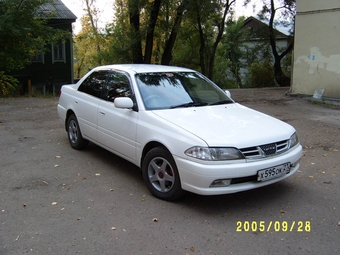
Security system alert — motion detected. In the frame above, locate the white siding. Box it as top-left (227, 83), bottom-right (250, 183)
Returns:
top-left (292, 0), bottom-right (340, 98)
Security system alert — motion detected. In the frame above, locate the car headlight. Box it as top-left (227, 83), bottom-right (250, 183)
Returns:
top-left (185, 146), bottom-right (244, 161)
top-left (289, 132), bottom-right (299, 148)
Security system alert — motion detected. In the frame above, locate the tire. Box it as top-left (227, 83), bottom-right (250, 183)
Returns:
top-left (67, 114), bottom-right (89, 150)
top-left (142, 147), bottom-right (186, 201)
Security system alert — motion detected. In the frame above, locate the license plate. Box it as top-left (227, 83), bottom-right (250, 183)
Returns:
top-left (257, 163), bottom-right (291, 182)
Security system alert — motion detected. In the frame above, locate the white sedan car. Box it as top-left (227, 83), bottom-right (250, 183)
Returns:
top-left (57, 64), bottom-right (302, 201)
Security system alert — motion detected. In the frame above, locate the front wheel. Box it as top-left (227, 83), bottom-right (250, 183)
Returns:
top-left (67, 114), bottom-right (89, 150)
top-left (142, 147), bottom-right (186, 201)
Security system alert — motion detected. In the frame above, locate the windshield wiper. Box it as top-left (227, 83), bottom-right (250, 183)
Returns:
top-left (170, 102), bottom-right (208, 109)
top-left (208, 100), bottom-right (233, 106)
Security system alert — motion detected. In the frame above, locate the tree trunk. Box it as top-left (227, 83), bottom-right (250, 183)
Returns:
top-left (161, 0), bottom-right (188, 65)
top-left (207, 0), bottom-right (234, 79)
top-left (268, 0), bottom-right (292, 87)
top-left (196, 12), bottom-right (206, 75)
top-left (144, 0), bottom-right (162, 64)
top-left (129, 0), bottom-right (144, 64)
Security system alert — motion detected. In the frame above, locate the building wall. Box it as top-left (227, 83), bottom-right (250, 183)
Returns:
top-left (239, 38), bottom-right (290, 86)
top-left (292, 0), bottom-right (340, 98)
top-left (11, 21), bottom-right (74, 95)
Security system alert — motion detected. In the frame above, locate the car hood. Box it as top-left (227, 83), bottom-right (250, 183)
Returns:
top-left (152, 103), bottom-right (295, 148)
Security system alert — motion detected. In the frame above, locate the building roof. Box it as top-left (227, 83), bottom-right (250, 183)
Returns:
top-left (39, 0), bottom-right (77, 21)
top-left (243, 16), bottom-right (290, 38)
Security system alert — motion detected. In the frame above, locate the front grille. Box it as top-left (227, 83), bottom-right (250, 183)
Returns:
top-left (276, 140), bottom-right (290, 153)
top-left (260, 143), bottom-right (276, 155)
top-left (240, 140), bottom-right (289, 159)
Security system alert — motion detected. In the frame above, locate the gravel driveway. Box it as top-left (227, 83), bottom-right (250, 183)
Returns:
top-left (0, 88), bottom-right (339, 255)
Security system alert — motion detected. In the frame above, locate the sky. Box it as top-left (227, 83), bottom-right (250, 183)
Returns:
top-left (62, 0), bottom-right (115, 33)
top-left (62, 0), bottom-right (261, 34)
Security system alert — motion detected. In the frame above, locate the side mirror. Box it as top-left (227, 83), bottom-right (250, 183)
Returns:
top-left (224, 90), bottom-right (231, 98)
top-left (114, 97), bottom-right (134, 109)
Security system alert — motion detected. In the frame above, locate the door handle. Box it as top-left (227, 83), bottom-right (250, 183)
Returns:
top-left (99, 111), bottom-right (105, 116)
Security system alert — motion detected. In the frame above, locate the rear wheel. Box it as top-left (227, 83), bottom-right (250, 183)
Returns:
top-left (142, 147), bottom-right (186, 201)
top-left (67, 114), bottom-right (89, 150)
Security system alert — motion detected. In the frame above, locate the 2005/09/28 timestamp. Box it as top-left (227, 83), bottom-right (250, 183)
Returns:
top-left (236, 221), bottom-right (311, 232)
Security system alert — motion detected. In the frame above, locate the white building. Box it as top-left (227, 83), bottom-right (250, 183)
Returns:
top-left (238, 17), bottom-right (291, 87)
top-left (292, 0), bottom-right (340, 99)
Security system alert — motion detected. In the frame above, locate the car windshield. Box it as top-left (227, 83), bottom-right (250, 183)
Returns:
top-left (136, 72), bottom-right (233, 110)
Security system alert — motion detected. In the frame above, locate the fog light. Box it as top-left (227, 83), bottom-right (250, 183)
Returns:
top-left (210, 179), bottom-right (231, 188)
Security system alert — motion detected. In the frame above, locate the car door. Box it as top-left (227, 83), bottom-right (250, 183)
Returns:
top-left (97, 70), bottom-right (139, 163)
top-left (76, 70), bottom-right (109, 141)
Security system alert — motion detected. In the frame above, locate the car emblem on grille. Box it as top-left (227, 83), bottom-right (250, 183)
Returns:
top-left (260, 143), bottom-right (277, 155)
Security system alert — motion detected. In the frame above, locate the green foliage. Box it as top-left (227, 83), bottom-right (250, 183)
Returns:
top-left (0, 72), bottom-right (19, 97)
top-left (104, 0), bottom-right (134, 63)
top-left (90, 0), bottom-right (135, 68)
top-left (0, 0), bottom-right (70, 72)
top-left (73, 0), bottom-right (296, 87)
top-left (258, 0), bottom-right (296, 25)
top-left (74, 14), bottom-right (110, 78)
top-left (220, 16), bottom-right (249, 88)
top-left (248, 62), bottom-right (276, 88)
top-left (281, 51), bottom-right (292, 75)
top-left (101, 0), bottom-right (235, 71)
top-left (171, 18), bottom-right (204, 70)
top-left (213, 57), bottom-right (238, 89)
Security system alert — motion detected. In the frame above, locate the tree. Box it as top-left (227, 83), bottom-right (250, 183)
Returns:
top-left (128, 0), bottom-right (144, 63)
top-left (83, 0), bottom-right (105, 65)
top-left (0, 0), bottom-right (70, 95)
top-left (74, 0), bottom-right (109, 77)
top-left (257, 0), bottom-right (296, 87)
top-left (170, 0), bottom-right (237, 80)
top-left (103, 0), bottom-right (133, 64)
top-left (144, 0), bottom-right (162, 63)
top-left (207, 0), bottom-right (236, 80)
top-left (188, 0), bottom-right (216, 74)
top-left (123, 0), bottom-right (191, 65)
top-left (105, 0), bottom-right (192, 65)
top-left (74, 15), bottom-right (100, 78)
top-left (161, 0), bottom-right (189, 65)
top-left (85, 0), bottom-right (279, 88)
top-left (0, 0), bottom-right (69, 72)
top-left (222, 16), bottom-right (249, 88)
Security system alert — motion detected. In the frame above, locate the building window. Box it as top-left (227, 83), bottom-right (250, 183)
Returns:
top-left (52, 42), bottom-right (66, 63)
top-left (30, 52), bottom-right (44, 63)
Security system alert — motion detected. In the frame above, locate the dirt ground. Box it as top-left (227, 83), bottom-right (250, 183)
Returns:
top-left (0, 88), bottom-right (339, 255)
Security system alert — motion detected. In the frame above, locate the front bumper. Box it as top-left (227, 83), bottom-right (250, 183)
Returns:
top-left (175, 144), bottom-right (302, 195)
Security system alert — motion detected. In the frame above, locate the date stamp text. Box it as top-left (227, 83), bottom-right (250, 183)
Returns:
top-left (236, 221), bottom-right (311, 232)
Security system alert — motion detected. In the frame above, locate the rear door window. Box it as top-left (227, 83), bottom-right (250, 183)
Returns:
top-left (78, 70), bottom-right (109, 99)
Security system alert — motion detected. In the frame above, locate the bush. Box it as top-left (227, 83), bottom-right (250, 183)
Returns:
top-left (248, 62), bottom-right (276, 88)
top-left (213, 57), bottom-right (240, 89)
top-left (0, 72), bottom-right (19, 97)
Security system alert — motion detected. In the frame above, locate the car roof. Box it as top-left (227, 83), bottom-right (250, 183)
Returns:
top-left (92, 64), bottom-right (195, 74)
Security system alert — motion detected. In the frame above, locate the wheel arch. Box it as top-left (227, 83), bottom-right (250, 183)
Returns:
top-left (65, 109), bottom-right (76, 131)
top-left (140, 141), bottom-right (171, 167)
